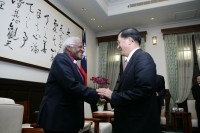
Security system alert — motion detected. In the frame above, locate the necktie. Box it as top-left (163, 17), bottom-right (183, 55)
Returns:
top-left (73, 61), bottom-right (84, 81)
top-left (76, 65), bottom-right (84, 81)
top-left (124, 59), bottom-right (128, 70)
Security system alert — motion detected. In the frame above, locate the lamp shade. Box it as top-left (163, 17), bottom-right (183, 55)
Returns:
top-left (152, 36), bottom-right (157, 45)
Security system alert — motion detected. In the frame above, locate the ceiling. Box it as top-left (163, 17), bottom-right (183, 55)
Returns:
top-left (57, 0), bottom-right (200, 34)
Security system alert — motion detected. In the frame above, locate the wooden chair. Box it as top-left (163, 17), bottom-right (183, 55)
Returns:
top-left (84, 102), bottom-right (112, 133)
top-left (160, 90), bottom-right (170, 130)
top-left (160, 99), bottom-right (169, 130)
top-left (187, 100), bottom-right (198, 132)
top-left (0, 98), bottom-right (24, 133)
top-left (16, 100), bottom-right (44, 133)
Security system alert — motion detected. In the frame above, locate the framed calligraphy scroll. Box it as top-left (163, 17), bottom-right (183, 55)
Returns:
top-left (0, 0), bottom-right (83, 70)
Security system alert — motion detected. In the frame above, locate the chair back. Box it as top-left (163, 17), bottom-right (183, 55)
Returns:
top-left (84, 102), bottom-right (93, 118)
top-left (0, 97), bottom-right (15, 104)
top-left (187, 100), bottom-right (197, 119)
top-left (0, 104), bottom-right (24, 133)
top-left (16, 101), bottom-right (30, 123)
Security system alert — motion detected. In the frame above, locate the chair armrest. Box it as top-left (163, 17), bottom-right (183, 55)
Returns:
top-left (187, 113), bottom-right (192, 133)
top-left (30, 123), bottom-right (40, 128)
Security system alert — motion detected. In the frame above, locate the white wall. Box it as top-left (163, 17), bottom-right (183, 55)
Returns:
top-left (0, 0), bottom-right (199, 90)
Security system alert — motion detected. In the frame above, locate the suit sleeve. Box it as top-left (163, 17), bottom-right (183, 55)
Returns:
top-left (50, 54), bottom-right (99, 104)
top-left (192, 85), bottom-right (200, 103)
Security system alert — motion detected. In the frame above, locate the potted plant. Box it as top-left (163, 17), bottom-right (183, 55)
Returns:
top-left (90, 76), bottom-right (110, 111)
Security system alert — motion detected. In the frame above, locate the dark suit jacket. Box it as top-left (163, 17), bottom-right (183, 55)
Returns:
top-left (155, 75), bottom-right (166, 113)
top-left (37, 53), bottom-right (99, 132)
top-left (111, 49), bottom-right (160, 133)
top-left (192, 84), bottom-right (200, 103)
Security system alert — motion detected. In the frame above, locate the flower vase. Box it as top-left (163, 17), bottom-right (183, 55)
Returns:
top-left (97, 105), bottom-right (104, 111)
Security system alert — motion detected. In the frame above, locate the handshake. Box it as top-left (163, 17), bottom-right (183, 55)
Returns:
top-left (97, 88), bottom-right (113, 103)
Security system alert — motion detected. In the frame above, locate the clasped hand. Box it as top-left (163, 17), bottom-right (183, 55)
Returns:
top-left (97, 88), bottom-right (113, 99)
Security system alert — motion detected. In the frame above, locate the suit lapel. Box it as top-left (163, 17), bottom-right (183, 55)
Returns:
top-left (65, 53), bottom-right (85, 84)
top-left (117, 49), bottom-right (142, 91)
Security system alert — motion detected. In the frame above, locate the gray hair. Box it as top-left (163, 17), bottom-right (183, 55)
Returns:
top-left (62, 36), bottom-right (81, 52)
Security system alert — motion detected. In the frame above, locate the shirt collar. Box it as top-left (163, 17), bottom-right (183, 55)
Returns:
top-left (126, 48), bottom-right (140, 62)
top-left (68, 54), bottom-right (77, 64)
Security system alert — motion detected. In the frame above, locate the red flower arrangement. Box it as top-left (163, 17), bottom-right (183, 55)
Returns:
top-left (90, 76), bottom-right (110, 88)
top-left (90, 76), bottom-right (109, 107)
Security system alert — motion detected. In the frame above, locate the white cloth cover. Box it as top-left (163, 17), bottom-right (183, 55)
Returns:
top-left (0, 97), bottom-right (15, 104)
top-left (187, 100), bottom-right (198, 127)
top-left (84, 102), bottom-right (112, 133)
top-left (0, 104), bottom-right (24, 133)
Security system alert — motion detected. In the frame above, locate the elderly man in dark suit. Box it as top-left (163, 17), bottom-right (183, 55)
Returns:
top-left (37, 36), bottom-right (101, 133)
top-left (97, 28), bottom-right (160, 133)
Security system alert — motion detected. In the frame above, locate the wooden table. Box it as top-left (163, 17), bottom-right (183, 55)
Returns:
top-left (92, 111), bottom-right (114, 123)
top-left (171, 111), bottom-right (192, 133)
top-left (22, 128), bottom-right (44, 133)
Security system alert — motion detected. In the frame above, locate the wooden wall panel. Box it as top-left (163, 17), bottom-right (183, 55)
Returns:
top-left (0, 78), bottom-right (45, 123)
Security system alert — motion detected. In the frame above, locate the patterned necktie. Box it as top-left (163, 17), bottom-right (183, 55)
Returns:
top-left (124, 59), bottom-right (128, 70)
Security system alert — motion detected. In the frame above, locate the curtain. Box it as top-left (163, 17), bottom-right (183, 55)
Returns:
top-left (106, 41), bottom-right (120, 90)
top-left (164, 33), bottom-right (193, 107)
top-left (194, 32), bottom-right (200, 69)
top-left (98, 42), bottom-right (108, 77)
top-left (176, 33), bottom-right (193, 103)
top-left (98, 41), bottom-right (120, 90)
top-left (164, 34), bottom-right (178, 107)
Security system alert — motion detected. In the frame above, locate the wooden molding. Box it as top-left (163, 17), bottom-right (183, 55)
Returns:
top-left (161, 24), bottom-right (200, 35)
top-left (97, 31), bottom-right (147, 43)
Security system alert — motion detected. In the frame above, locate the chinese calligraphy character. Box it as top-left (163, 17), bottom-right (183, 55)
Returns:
top-left (36, 9), bottom-right (41, 19)
top-left (12, 0), bottom-right (24, 8)
top-left (59, 24), bottom-right (64, 34)
top-left (7, 22), bottom-right (19, 40)
top-left (44, 15), bottom-right (49, 25)
top-left (66, 28), bottom-right (70, 36)
top-left (12, 9), bottom-right (20, 24)
top-left (41, 40), bottom-right (47, 53)
top-left (59, 35), bottom-right (63, 48)
top-left (31, 43), bottom-right (39, 54)
top-left (4, 40), bottom-right (13, 50)
top-left (25, 15), bottom-right (30, 28)
top-left (53, 19), bottom-right (58, 33)
top-left (33, 34), bottom-right (40, 40)
top-left (26, 3), bottom-right (33, 13)
top-left (0, 1), bottom-right (5, 10)
top-left (53, 35), bottom-right (56, 46)
top-left (50, 48), bottom-right (56, 61)
top-left (20, 32), bottom-right (28, 48)
top-left (35, 23), bottom-right (39, 31)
